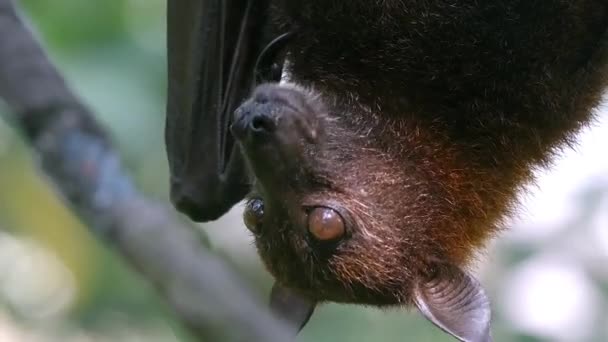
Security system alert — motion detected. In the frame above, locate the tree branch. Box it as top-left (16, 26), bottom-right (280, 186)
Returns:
top-left (0, 0), bottom-right (291, 340)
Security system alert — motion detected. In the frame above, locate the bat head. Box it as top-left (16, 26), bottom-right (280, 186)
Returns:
top-left (232, 82), bottom-right (495, 340)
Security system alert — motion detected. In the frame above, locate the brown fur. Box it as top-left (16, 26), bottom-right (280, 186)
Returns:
top-left (244, 0), bottom-right (608, 306)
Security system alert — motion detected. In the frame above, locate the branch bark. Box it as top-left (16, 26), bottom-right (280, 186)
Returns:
top-left (0, 0), bottom-right (291, 340)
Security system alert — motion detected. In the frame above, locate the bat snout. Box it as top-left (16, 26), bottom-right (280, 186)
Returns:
top-left (231, 103), bottom-right (277, 141)
top-left (232, 84), bottom-right (324, 148)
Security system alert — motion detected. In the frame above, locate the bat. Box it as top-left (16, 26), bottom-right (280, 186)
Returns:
top-left (165, 1), bottom-right (608, 341)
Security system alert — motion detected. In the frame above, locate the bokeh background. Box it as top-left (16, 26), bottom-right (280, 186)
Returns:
top-left (0, 1), bottom-right (607, 341)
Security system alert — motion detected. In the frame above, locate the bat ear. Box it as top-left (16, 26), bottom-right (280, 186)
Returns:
top-left (269, 282), bottom-right (317, 334)
top-left (413, 264), bottom-right (493, 342)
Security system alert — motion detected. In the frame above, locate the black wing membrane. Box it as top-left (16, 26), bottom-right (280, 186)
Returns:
top-left (165, 0), bottom-right (270, 221)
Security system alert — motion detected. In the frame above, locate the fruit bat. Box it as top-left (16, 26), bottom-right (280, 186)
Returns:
top-left (165, 1), bottom-right (608, 341)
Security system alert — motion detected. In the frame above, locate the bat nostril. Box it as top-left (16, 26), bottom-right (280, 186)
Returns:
top-left (250, 114), bottom-right (275, 133)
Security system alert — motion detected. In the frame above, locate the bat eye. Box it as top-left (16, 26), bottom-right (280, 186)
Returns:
top-left (244, 198), bottom-right (265, 234)
top-left (308, 207), bottom-right (345, 241)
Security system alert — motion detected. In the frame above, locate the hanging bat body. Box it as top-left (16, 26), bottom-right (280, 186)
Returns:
top-left (165, 1), bottom-right (608, 341)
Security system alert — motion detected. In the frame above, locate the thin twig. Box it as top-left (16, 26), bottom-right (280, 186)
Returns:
top-left (0, 0), bottom-right (291, 340)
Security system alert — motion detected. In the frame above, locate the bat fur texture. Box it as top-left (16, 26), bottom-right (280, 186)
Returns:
top-left (165, 1), bottom-right (608, 341)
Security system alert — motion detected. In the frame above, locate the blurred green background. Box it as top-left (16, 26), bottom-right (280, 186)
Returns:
top-left (0, 1), bottom-right (607, 341)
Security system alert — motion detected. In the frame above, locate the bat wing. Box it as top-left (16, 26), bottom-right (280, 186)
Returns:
top-left (165, 0), bottom-right (272, 221)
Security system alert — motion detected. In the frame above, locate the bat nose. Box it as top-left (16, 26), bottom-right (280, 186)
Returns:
top-left (250, 113), bottom-right (276, 133)
top-left (231, 102), bottom-right (277, 140)
top-left (232, 84), bottom-right (322, 147)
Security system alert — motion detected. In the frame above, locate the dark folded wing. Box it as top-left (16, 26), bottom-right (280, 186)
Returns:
top-left (165, 0), bottom-right (270, 220)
